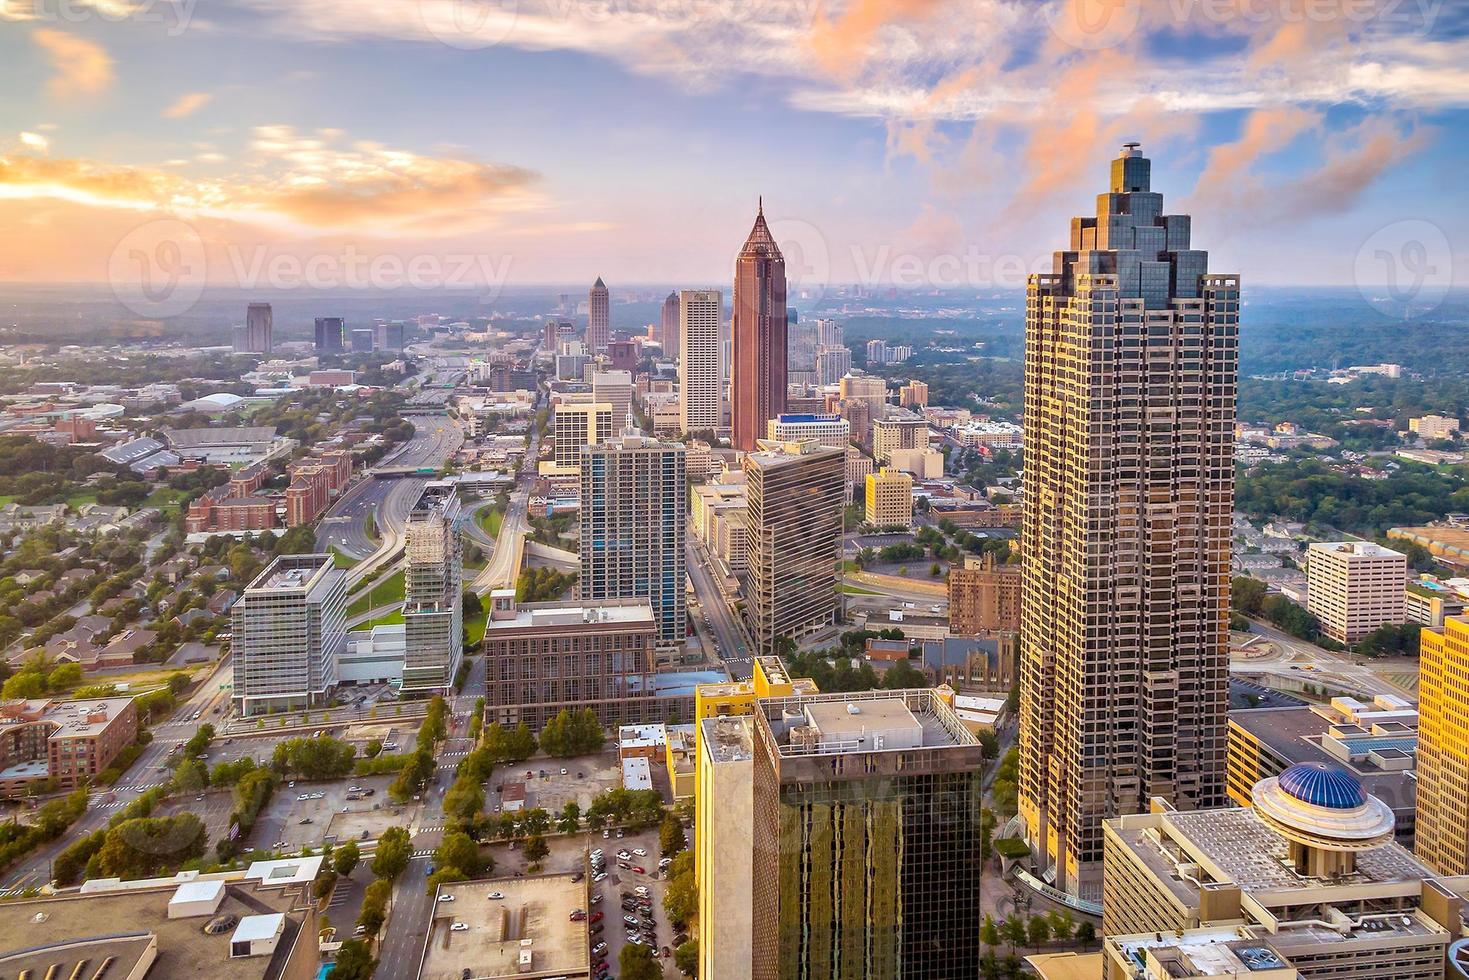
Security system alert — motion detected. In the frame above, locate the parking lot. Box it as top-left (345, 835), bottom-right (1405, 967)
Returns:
top-left (155, 788), bottom-right (235, 845)
top-left (482, 826), bottom-right (679, 976)
top-left (489, 751), bottom-right (623, 817)
top-left (248, 773), bottom-right (418, 852)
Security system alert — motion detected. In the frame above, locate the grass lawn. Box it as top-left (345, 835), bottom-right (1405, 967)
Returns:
top-left (330, 547), bottom-right (361, 569)
top-left (464, 608), bottom-right (489, 646)
top-left (346, 568), bottom-right (404, 618)
top-left (362, 609), bottom-right (405, 630)
top-left (837, 582), bottom-right (883, 596)
top-left (476, 506), bottom-right (504, 539)
top-left (65, 490), bottom-right (98, 509)
top-left (143, 486), bottom-right (188, 516)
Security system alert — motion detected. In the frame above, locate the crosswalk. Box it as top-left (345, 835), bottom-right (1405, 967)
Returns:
top-left (415, 825), bottom-right (446, 835)
top-left (412, 850), bottom-right (434, 859)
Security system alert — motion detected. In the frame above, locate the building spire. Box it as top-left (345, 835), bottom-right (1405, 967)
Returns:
top-left (758, 194), bottom-right (763, 217)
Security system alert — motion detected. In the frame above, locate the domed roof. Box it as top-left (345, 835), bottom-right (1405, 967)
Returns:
top-left (1278, 762), bottom-right (1366, 810)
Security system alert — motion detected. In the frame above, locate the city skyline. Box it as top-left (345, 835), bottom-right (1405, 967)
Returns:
top-left (0, 4), bottom-right (1465, 288)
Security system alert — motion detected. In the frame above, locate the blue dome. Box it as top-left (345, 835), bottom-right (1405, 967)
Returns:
top-left (1277, 762), bottom-right (1365, 809)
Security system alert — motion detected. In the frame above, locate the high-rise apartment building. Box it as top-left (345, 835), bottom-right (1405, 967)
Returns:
top-left (679, 289), bottom-right (722, 434)
top-left (1102, 766), bottom-right (1456, 980)
top-left (579, 430), bottom-right (687, 644)
top-left (1019, 143), bottom-right (1239, 902)
top-left (544, 401), bottom-right (614, 476)
top-left (313, 316), bottom-right (344, 352)
top-left (588, 276), bottom-right (610, 352)
top-left (872, 412), bottom-right (928, 465)
top-left (742, 439), bottom-right (844, 655)
top-left (241, 302), bottom-right (273, 354)
top-left (660, 291), bottom-right (680, 357)
top-left (838, 373), bottom-right (887, 420)
top-left (899, 380), bottom-right (928, 408)
top-left (731, 202), bottom-right (788, 450)
top-left (402, 482), bottom-right (463, 695)
top-left (787, 316), bottom-right (818, 376)
top-left (948, 554), bottom-right (1021, 636)
top-left (865, 466), bottom-right (913, 528)
top-left (1415, 615), bottom-right (1469, 875)
top-left (765, 412), bottom-right (850, 449)
top-left (232, 554), bottom-right (346, 716)
top-left (1305, 541), bottom-right (1407, 644)
top-left (815, 346), bottom-right (852, 386)
top-left (591, 369), bottom-right (634, 429)
top-left (814, 317), bottom-right (843, 348)
top-left (697, 688), bottom-right (985, 979)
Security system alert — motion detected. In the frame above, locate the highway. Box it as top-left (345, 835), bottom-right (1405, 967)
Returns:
top-left (1235, 618), bottom-right (1414, 700)
top-left (469, 419), bottom-right (542, 595)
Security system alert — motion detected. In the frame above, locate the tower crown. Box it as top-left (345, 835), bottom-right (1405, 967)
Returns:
top-left (740, 201), bottom-right (783, 259)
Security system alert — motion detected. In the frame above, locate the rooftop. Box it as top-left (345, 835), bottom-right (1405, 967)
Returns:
top-left (1307, 540), bottom-right (1405, 559)
top-left (701, 716), bottom-right (754, 765)
top-left (753, 688), bottom-right (976, 758)
top-left (163, 425), bottom-right (278, 448)
top-left (247, 555), bottom-right (335, 594)
top-left (420, 874), bottom-right (589, 980)
top-left (0, 695), bottom-right (135, 738)
top-left (484, 598), bottom-right (656, 633)
top-left (1228, 706), bottom-right (1416, 811)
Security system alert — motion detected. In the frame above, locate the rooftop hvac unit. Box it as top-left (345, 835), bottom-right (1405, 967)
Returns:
top-left (790, 725), bottom-right (820, 751)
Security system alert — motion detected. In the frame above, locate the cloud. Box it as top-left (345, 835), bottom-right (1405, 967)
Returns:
top-left (164, 92), bottom-right (212, 119)
top-left (807, 0), bottom-right (945, 78)
top-left (19, 131), bottom-right (50, 151)
top-left (32, 28), bottom-right (115, 100)
top-left (0, 126), bottom-right (542, 235)
top-left (1271, 118), bottom-right (1435, 221)
top-left (1190, 106), bottom-right (1322, 201)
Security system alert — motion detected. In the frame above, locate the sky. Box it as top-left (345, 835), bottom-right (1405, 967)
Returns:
top-left (0, 0), bottom-right (1466, 294)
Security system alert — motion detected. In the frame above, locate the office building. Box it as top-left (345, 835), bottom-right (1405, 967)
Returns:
top-left (607, 339), bottom-right (638, 373)
top-left (948, 554), bottom-right (1021, 636)
top-left (1102, 765), bottom-right (1457, 980)
top-left (872, 412), bottom-right (929, 465)
top-left (1305, 541), bottom-right (1408, 644)
top-left (401, 482), bottom-right (463, 696)
top-left (742, 439), bottom-right (845, 655)
top-left (813, 317), bottom-right (843, 348)
top-left (697, 688), bottom-right (985, 979)
top-left (0, 696), bottom-right (139, 796)
top-left (591, 369), bottom-right (634, 428)
top-left (887, 446), bottom-right (943, 479)
top-left (232, 555), bottom-right (347, 716)
top-left (237, 302), bottom-right (273, 354)
top-left (787, 316), bottom-right (818, 376)
top-left (765, 412), bottom-right (850, 449)
top-left (838, 373), bottom-right (887, 421)
top-left (899, 380), bottom-right (928, 408)
top-left (1417, 615), bottom-right (1469, 874)
top-left (372, 319), bottom-right (405, 352)
top-left (313, 316), bottom-right (344, 352)
top-left (1228, 695), bottom-right (1418, 846)
top-left (349, 327), bottom-right (374, 352)
top-left (731, 201), bottom-right (788, 450)
top-left (579, 430), bottom-right (686, 644)
top-left (1410, 414), bottom-right (1461, 441)
top-left (1019, 143), bottom-right (1239, 902)
top-left (815, 345), bottom-right (852, 386)
top-left (482, 592), bottom-right (657, 728)
top-left (543, 318), bottom-right (575, 353)
top-left (544, 401), bottom-right (614, 476)
top-left (588, 276), bottom-right (610, 352)
top-left (679, 289), bottom-right (722, 434)
top-left (845, 446), bottom-right (872, 505)
top-left (865, 466), bottom-right (913, 529)
top-left (660, 290), bottom-right (680, 356)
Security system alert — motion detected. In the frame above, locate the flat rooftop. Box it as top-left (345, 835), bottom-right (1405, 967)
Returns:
top-left (485, 599), bottom-right (655, 633)
top-left (1306, 540), bottom-right (1404, 559)
top-left (249, 555), bottom-right (333, 593)
top-left (1229, 707), bottom-right (1416, 810)
top-left (421, 874), bottom-right (589, 980)
top-left (0, 695), bottom-right (135, 738)
top-left (754, 688), bottom-right (975, 757)
top-left (701, 716), bottom-right (754, 765)
top-left (0, 883), bottom-right (308, 980)
top-left (1109, 929), bottom-right (1292, 977)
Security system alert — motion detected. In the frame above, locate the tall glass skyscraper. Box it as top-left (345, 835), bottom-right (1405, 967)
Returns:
top-left (588, 276), bottom-right (610, 352)
top-left (402, 482), bottom-right (463, 695)
top-left (732, 201), bottom-right (788, 451)
top-left (1018, 144), bottom-right (1239, 902)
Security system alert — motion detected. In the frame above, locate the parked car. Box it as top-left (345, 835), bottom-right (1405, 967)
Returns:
top-left (450, 922), bottom-right (468, 932)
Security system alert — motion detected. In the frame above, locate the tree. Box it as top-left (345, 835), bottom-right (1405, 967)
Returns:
top-left (183, 723), bottom-right (215, 759)
top-left (463, 590), bottom-right (483, 618)
top-left (1001, 915), bottom-right (1027, 954)
top-left (91, 814), bottom-right (207, 878)
top-left (372, 826), bottom-right (412, 880)
top-left (2, 671), bottom-right (45, 699)
top-left (674, 938), bottom-right (699, 977)
top-left (980, 913), bottom-right (1001, 949)
top-left (330, 939), bottom-right (377, 980)
top-left (663, 851), bottom-right (697, 926)
top-left (358, 878), bottom-right (391, 936)
top-left (1027, 914), bottom-right (1051, 949)
top-left (434, 831), bottom-right (484, 878)
top-left (523, 833), bottom-right (549, 866)
top-left (659, 812), bottom-right (687, 857)
top-left (333, 840), bottom-right (360, 877)
top-left (47, 662), bottom-right (83, 691)
top-left (1075, 920), bottom-right (1096, 946)
top-left (558, 801), bottom-right (581, 834)
top-left (619, 942), bottom-right (663, 980)
top-left (1048, 910), bottom-right (1074, 943)
top-left (173, 757), bottom-right (209, 793)
top-left (167, 672), bottom-right (191, 695)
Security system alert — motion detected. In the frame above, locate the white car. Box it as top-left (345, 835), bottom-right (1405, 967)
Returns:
top-left (438, 894), bottom-right (456, 903)
top-left (297, 794), bottom-right (309, 801)
top-left (634, 886), bottom-right (651, 898)
top-left (592, 872), bottom-right (608, 883)
top-left (487, 892), bottom-right (504, 900)
top-left (450, 922), bottom-right (468, 932)
top-left (632, 848), bottom-right (647, 857)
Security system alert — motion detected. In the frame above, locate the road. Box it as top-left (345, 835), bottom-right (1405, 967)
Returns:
top-left (1236, 618), bottom-right (1414, 699)
top-left (0, 657), bottom-right (236, 895)
top-left (686, 535), bottom-right (752, 668)
top-left (469, 420), bottom-right (542, 595)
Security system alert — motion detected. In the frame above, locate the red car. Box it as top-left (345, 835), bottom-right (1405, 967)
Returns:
top-left (590, 911), bottom-right (603, 923)
top-left (631, 866), bottom-right (646, 875)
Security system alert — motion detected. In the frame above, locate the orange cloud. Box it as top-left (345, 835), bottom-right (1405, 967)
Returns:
top-left (1191, 106), bottom-right (1321, 200)
top-left (808, 0), bottom-right (946, 78)
top-left (32, 28), bottom-right (114, 101)
top-left (1273, 118), bottom-right (1434, 220)
top-left (164, 92), bottom-right (212, 119)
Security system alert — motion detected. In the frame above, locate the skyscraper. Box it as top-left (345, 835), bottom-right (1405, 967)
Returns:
top-left (815, 345), bottom-right (852, 386)
top-left (588, 276), bottom-right (610, 352)
top-left (373, 319), bottom-right (405, 352)
top-left (1018, 143), bottom-right (1239, 901)
top-left (402, 482), bottom-right (463, 695)
top-left (731, 201), bottom-right (788, 451)
top-left (1416, 615), bottom-right (1469, 875)
top-left (314, 316), bottom-right (344, 352)
top-left (679, 289), bottom-right (722, 435)
top-left (243, 302), bottom-right (273, 354)
top-left (660, 290), bottom-right (680, 357)
top-left (742, 439), bottom-right (844, 655)
top-left (232, 554), bottom-right (346, 716)
top-left (579, 430), bottom-right (687, 645)
top-left (545, 401), bottom-right (614, 476)
top-left (591, 369), bottom-right (634, 429)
